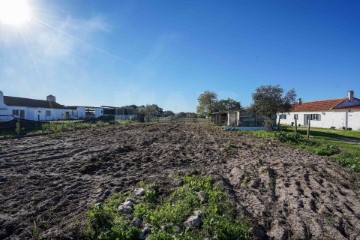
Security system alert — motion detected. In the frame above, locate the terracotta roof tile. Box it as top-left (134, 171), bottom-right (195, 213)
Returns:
top-left (289, 98), bottom-right (347, 112)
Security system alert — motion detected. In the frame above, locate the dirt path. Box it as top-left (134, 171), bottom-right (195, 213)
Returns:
top-left (0, 123), bottom-right (359, 239)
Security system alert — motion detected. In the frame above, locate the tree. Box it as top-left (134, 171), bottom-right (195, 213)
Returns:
top-left (175, 112), bottom-right (187, 118)
top-left (215, 98), bottom-right (241, 112)
top-left (251, 85), bottom-right (296, 117)
top-left (162, 110), bottom-right (175, 117)
top-left (138, 104), bottom-right (163, 122)
top-left (196, 91), bottom-right (218, 117)
top-left (185, 112), bottom-right (198, 118)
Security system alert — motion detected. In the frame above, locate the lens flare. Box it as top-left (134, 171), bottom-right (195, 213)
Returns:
top-left (0, 0), bottom-right (31, 26)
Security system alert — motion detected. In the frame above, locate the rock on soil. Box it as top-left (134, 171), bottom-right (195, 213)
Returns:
top-left (184, 210), bottom-right (203, 228)
top-left (0, 123), bottom-right (359, 239)
top-left (134, 188), bottom-right (146, 197)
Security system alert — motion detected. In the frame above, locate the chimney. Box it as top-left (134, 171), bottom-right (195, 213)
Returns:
top-left (47, 95), bottom-right (56, 102)
top-left (297, 98), bottom-right (302, 105)
top-left (348, 90), bottom-right (354, 101)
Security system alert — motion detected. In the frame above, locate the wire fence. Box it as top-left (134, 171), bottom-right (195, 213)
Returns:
top-left (0, 117), bottom-right (211, 138)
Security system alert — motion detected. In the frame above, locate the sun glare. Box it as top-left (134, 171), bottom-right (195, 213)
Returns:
top-left (0, 0), bottom-right (31, 26)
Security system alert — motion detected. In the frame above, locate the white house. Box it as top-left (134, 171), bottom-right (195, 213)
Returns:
top-left (0, 91), bottom-right (104, 122)
top-left (277, 91), bottom-right (360, 131)
top-left (0, 91), bottom-right (13, 122)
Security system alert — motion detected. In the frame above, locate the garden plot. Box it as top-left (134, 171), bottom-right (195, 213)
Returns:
top-left (0, 123), bottom-right (359, 239)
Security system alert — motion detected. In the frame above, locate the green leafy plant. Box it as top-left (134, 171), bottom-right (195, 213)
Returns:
top-left (15, 121), bottom-right (21, 136)
top-left (84, 175), bottom-right (251, 239)
top-left (275, 131), bottom-right (302, 143)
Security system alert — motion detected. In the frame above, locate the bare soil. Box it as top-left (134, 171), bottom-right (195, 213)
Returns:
top-left (0, 123), bottom-right (359, 239)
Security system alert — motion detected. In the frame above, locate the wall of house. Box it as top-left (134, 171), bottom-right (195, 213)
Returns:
top-left (277, 111), bottom-right (360, 131)
top-left (347, 110), bottom-right (360, 131)
top-left (6, 106), bottom-right (80, 121)
top-left (76, 107), bottom-right (86, 119)
top-left (0, 91), bottom-right (13, 122)
top-left (227, 112), bottom-right (239, 126)
top-left (94, 108), bottom-right (104, 118)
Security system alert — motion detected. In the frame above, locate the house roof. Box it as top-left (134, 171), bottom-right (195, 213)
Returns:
top-left (4, 96), bottom-right (68, 109)
top-left (289, 98), bottom-right (347, 112)
top-left (335, 105), bottom-right (360, 111)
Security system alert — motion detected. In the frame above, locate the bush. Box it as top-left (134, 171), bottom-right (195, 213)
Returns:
top-left (315, 144), bottom-right (340, 156)
top-left (336, 155), bottom-right (360, 172)
top-left (275, 131), bottom-right (302, 143)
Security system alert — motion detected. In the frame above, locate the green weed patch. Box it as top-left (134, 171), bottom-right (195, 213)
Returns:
top-left (84, 175), bottom-right (250, 240)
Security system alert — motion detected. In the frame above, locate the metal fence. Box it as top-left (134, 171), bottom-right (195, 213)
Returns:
top-left (0, 117), bottom-right (210, 138)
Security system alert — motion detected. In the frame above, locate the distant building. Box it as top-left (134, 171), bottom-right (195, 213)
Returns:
top-left (212, 110), bottom-right (276, 129)
top-left (0, 91), bottom-right (104, 122)
top-left (101, 106), bottom-right (138, 121)
top-left (277, 91), bottom-right (360, 130)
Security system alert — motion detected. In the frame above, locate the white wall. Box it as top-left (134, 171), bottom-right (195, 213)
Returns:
top-left (348, 110), bottom-right (360, 131)
top-left (94, 108), bottom-right (104, 118)
top-left (0, 91), bottom-right (13, 122)
top-left (7, 106), bottom-right (81, 121)
top-left (76, 106), bottom-right (86, 119)
top-left (277, 110), bottom-right (360, 131)
top-left (227, 112), bottom-right (239, 126)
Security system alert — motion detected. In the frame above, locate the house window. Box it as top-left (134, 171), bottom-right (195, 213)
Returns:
top-left (12, 110), bottom-right (25, 119)
top-left (294, 114), bottom-right (298, 120)
top-left (12, 110), bottom-right (19, 116)
top-left (310, 114), bottom-right (321, 121)
top-left (279, 114), bottom-right (287, 119)
top-left (46, 110), bottom-right (51, 116)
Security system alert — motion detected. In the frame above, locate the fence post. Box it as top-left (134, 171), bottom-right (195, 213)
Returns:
top-left (294, 118), bottom-right (297, 133)
top-left (307, 119), bottom-right (310, 140)
top-left (16, 118), bottom-right (21, 137)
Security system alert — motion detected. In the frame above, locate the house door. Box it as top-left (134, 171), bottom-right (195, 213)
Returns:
top-left (304, 114), bottom-right (310, 126)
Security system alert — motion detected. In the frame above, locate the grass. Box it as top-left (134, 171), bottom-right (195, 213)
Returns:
top-left (84, 175), bottom-right (251, 240)
top-left (0, 120), bottom-right (111, 139)
top-left (243, 125), bottom-right (360, 172)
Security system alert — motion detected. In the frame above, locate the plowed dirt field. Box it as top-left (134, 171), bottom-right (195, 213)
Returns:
top-left (0, 123), bottom-right (359, 239)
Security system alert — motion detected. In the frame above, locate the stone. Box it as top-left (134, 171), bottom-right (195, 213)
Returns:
top-left (126, 197), bottom-right (136, 203)
top-left (193, 210), bottom-right (203, 217)
top-left (131, 218), bottom-right (142, 227)
top-left (196, 191), bottom-right (206, 203)
top-left (184, 215), bottom-right (201, 228)
top-left (134, 188), bottom-right (146, 197)
top-left (123, 200), bottom-right (134, 208)
top-left (139, 225), bottom-right (151, 240)
top-left (117, 204), bottom-right (132, 213)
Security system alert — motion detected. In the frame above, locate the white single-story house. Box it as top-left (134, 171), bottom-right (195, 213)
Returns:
top-left (0, 91), bottom-right (104, 122)
top-left (277, 91), bottom-right (360, 131)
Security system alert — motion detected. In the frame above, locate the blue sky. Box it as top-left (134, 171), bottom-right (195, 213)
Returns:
top-left (1, 0), bottom-right (359, 112)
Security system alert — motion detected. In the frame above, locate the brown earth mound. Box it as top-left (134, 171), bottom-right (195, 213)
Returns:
top-left (0, 123), bottom-right (359, 239)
